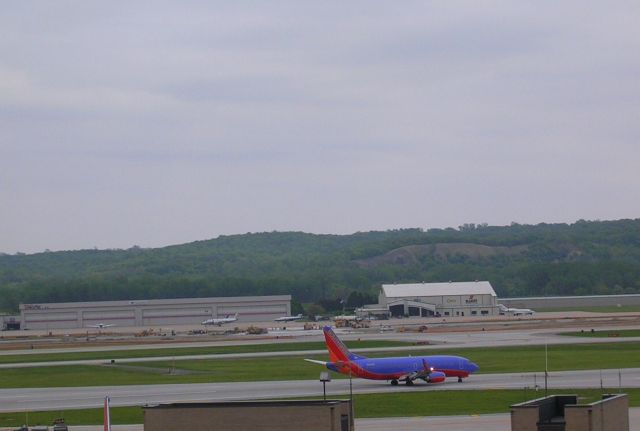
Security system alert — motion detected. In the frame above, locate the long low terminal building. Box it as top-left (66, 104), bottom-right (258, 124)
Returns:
top-left (20, 295), bottom-right (291, 330)
top-left (375, 281), bottom-right (499, 317)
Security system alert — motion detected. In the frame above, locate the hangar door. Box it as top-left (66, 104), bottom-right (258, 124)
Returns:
top-left (388, 300), bottom-right (436, 317)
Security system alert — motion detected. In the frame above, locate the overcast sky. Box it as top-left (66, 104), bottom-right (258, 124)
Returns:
top-left (1, 1), bottom-right (639, 254)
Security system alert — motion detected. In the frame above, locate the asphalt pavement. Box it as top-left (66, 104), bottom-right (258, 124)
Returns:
top-left (1, 368), bottom-right (638, 412)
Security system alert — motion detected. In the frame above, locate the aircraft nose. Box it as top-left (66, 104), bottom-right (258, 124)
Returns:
top-left (468, 361), bottom-right (479, 373)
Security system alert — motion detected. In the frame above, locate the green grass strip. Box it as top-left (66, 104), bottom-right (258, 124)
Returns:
top-left (134, 341), bottom-right (640, 374)
top-left (0, 340), bottom-right (410, 364)
top-left (1, 342), bottom-right (639, 388)
top-left (558, 329), bottom-right (640, 338)
top-left (2, 388), bottom-right (639, 426)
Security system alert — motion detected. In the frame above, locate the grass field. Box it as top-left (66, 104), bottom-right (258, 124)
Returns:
top-left (2, 388), bottom-right (638, 426)
top-left (0, 340), bottom-right (411, 364)
top-left (559, 329), bottom-right (640, 338)
top-left (2, 342), bottom-right (639, 388)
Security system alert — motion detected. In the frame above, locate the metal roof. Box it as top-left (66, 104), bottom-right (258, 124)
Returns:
top-left (381, 281), bottom-right (496, 298)
top-left (20, 295), bottom-right (291, 310)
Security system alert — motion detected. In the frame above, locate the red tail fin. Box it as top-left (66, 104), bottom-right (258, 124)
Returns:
top-left (323, 326), bottom-right (351, 362)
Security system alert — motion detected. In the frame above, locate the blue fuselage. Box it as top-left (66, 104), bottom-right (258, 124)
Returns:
top-left (327, 355), bottom-right (479, 380)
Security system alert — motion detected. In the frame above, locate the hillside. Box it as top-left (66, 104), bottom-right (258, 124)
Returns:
top-left (1, 219), bottom-right (639, 312)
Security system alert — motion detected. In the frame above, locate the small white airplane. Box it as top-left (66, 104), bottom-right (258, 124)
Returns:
top-left (202, 313), bottom-right (239, 326)
top-left (498, 304), bottom-right (535, 316)
top-left (87, 323), bottom-right (116, 328)
top-left (274, 314), bottom-right (304, 322)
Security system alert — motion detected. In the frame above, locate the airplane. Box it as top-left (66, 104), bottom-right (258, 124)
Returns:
top-left (274, 314), bottom-right (304, 322)
top-left (305, 326), bottom-right (479, 386)
top-left (201, 313), bottom-right (239, 326)
top-left (498, 304), bottom-right (535, 316)
top-left (87, 323), bottom-right (116, 329)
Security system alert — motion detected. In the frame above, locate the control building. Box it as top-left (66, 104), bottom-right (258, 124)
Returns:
top-left (20, 295), bottom-right (291, 330)
top-left (378, 281), bottom-right (498, 317)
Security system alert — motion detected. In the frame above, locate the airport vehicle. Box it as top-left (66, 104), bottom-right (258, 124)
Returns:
top-left (332, 315), bottom-right (361, 321)
top-left (87, 323), bottom-right (115, 329)
top-left (52, 418), bottom-right (68, 431)
top-left (305, 326), bottom-right (479, 386)
top-left (274, 314), bottom-right (304, 322)
top-left (498, 304), bottom-right (535, 316)
top-left (201, 313), bottom-right (239, 326)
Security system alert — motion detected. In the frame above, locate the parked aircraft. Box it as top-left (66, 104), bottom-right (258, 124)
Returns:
top-left (498, 304), bottom-right (535, 316)
top-left (87, 323), bottom-right (115, 329)
top-left (274, 314), bottom-right (304, 322)
top-left (202, 313), bottom-right (239, 326)
top-left (305, 326), bottom-right (479, 386)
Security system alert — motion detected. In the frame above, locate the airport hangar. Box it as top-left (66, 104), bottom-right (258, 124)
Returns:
top-left (19, 295), bottom-right (291, 330)
top-left (372, 281), bottom-right (499, 318)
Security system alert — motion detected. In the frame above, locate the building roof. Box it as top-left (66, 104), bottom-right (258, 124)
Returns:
top-left (381, 281), bottom-right (496, 298)
top-left (20, 295), bottom-right (292, 310)
top-left (144, 400), bottom-right (350, 409)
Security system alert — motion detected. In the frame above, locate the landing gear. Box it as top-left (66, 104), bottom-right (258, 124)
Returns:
top-left (458, 377), bottom-right (463, 383)
top-left (405, 379), bottom-right (414, 386)
top-left (390, 379), bottom-right (398, 386)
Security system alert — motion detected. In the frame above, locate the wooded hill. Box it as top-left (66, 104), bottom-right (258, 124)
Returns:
top-left (1, 219), bottom-right (639, 312)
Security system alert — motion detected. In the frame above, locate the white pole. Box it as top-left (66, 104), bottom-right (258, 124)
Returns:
top-left (544, 342), bottom-right (548, 397)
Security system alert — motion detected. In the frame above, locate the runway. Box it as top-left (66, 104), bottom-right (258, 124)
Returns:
top-left (1, 368), bottom-right (638, 412)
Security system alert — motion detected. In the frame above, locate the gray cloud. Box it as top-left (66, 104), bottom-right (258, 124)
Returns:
top-left (1, 1), bottom-right (639, 253)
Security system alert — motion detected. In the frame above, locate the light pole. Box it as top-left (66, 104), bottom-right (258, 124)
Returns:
top-left (319, 372), bottom-right (331, 401)
top-left (349, 365), bottom-right (354, 427)
top-left (544, 341), bottom-right (548, 397)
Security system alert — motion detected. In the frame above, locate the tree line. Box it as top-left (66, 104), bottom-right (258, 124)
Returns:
top-left (1, 219), bottom-right (639, 313)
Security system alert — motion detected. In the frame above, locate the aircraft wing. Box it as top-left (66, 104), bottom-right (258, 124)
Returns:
top-left (400, 359), bottom-right (434, 381)
top-left (399, 369), bottom-right (430, 381)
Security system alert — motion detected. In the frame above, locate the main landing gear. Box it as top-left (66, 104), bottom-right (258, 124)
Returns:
top-left (458, 377), bottom-right (463, 383)
top-left (390, 379), bottom-right (398, 386)
top-left (405, 379), bottom-right (414, 386)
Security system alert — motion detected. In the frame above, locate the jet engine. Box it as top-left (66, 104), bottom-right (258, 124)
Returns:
top-left (426, 371), bottom-right (446, 383)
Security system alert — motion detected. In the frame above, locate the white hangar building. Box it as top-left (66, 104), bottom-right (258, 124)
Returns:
top-left (20, 295), bottom-right (291, 330)
top-left (379, 281), bottom-right (499, 317)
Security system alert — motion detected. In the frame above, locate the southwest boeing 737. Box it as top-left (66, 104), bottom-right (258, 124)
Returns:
top-left (305, 326), bottom-right (479, 386)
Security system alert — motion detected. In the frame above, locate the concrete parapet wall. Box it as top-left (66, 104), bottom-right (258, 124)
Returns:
top-left (565, 394), bottom-right (629, 431)
top-left (511, 394), bottom-right (629, 431)
top-left (144, 400), bottom-right (353, 431)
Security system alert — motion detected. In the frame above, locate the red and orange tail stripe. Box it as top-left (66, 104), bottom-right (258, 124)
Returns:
top-left (323, 326), bottom-right (350, 362)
